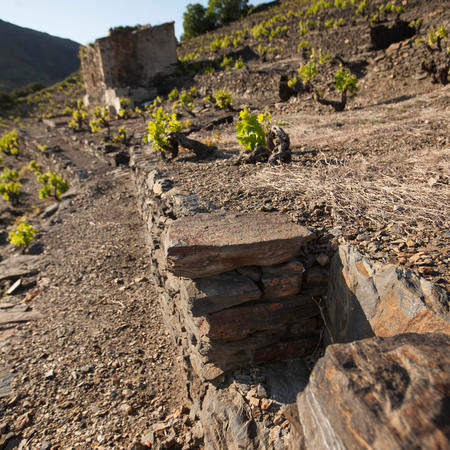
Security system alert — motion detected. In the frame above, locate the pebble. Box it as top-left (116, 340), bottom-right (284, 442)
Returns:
top-left (119, 403), bottom-right (134, 415)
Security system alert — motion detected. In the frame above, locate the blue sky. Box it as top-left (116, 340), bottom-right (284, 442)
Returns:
top-left (1, 0), bottom-right (267, 44)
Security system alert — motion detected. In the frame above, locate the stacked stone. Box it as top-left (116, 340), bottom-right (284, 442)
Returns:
top-left (161, 212), bottom-right (328, 380)
top-left (130, 151), bottom-right (328, 380)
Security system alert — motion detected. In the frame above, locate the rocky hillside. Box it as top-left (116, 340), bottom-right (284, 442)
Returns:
top-left (0, 0), bottom-right (449, 448)
top-left (0, 19), bottom-right (80, 92)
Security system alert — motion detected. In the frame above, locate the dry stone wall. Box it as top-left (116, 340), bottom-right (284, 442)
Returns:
top-left (130, 146), bottom-right (449, 449)
top-left (130, 148), bottom-right (330, 382)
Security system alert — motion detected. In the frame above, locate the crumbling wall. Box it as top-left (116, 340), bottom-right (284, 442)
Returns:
top-left (80, 22), bottom-right (177, 111)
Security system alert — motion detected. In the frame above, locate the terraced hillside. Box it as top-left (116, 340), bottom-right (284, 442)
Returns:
top-left (0, 0), bottom-right (449, 448)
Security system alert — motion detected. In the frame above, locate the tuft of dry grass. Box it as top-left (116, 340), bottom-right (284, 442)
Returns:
top-left (246, 146), bottom-right (450, 230)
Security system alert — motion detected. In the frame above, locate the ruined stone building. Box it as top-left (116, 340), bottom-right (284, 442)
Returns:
top-left (80, 22), bottom-right (177, 111)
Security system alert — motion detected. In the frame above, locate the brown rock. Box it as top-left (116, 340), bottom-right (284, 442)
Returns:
top-left (326, 244), bottom-right (449, 343)
top-left (297, 333), bottom-right (450, 450)
top-left (164, 212), bottom-right (313, 278)
top-left (176, 272), bottom-right (262, 316)
top-left (201, 295), bottom-right (319, 341)
top-left (261, 259), bottom-right (305, 299)
top-left (303, 265), bottom-right (329, 287)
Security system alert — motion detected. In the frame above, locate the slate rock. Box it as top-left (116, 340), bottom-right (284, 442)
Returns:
top-left (261, 259), bottom-right (305, 299)
top-left (326, 244), bottom-right (449, 343)
top-left (173, 271), bottom-right (262, 316)
top-left (297, 333), bottom-right (450, 450)
top-left (0, 255), bottom-right (41, 282)
top-left (201, 294), bottom-right (319, 341)
top-left (42, 203), bottom-right (59, 218)
top-left (164, 212), bottom-right (313, 278)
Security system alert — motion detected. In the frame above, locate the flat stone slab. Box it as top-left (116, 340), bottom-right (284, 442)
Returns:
top-left (164, 212), bottom-right (313, 278)
top-left (0, 255), bottom-right (41, 282)
top-left (0, 305), bottom-right (42, 325)
top-left (168, 272), bottom-right (262, 316)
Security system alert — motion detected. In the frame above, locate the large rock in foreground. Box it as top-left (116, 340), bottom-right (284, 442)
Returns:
top-left (297, 333), bottom-right (450, 450)
top-left (164, 212), bottom-right (313, 278)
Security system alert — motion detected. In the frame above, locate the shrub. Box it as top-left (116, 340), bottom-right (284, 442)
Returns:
top-left (0, 168), bottom-right (20, 204)
top-left (220, 55), bottom-right (234, 70)
top-left (118, 97), bottom-right (131, 119)
top-left (234, 57), bottom-right (245, 69)
top-left (112, 126), bottom-right (132, 146)
top-left (143, 108), bottom-right (182, 152)
top-left (416, 25), bottom-right (449, 84)
top-left (0, 129), bottom-right (19, 155)
top-left (29, 161), bottom-right (68, 200)
top-left (89, 107), bottom-right (110, 134)
top-left (182, 3), bottom-right (216, 40)
top-left (182, 0), bottom-right (249, 39)
top-left (68, 100), bottom-right (88, 131)
top-left (207, 0), bottom-right (249, 26)
top-left (235, 107), bottom-right (271, 150)
top-left (214, 90), bottom-right (234, 109)
top-left (37, 144), bottom-right (48, 152)
top-left (8, 221), bottom-right (37, 251)
top-left (168, 88), bottom-right (179, 101)
top-left (334, 67), bottom-right (358, 95)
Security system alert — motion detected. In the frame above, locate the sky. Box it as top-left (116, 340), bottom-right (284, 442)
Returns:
top-left (1, 0), bottom-right (268, 44)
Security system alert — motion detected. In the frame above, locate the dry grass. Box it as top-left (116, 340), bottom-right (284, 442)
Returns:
top-left (246, 146), bottom-right (450, 230)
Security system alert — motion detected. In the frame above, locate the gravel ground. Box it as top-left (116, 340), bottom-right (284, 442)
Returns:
top-left (0, 150), bottom-right (195, 448)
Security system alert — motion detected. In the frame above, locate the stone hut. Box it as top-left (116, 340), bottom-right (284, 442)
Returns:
top-left (80, 22), bottom-right (177, 111)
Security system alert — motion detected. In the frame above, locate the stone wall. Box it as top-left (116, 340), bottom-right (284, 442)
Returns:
top-left (130, 148), bottom-right (330, 381)
top-left (130, 146), bottom-right (449, 449)
top-left (80, 22), bottom-right (177, 111)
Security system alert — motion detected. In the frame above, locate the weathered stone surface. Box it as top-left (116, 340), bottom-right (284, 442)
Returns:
top-left (80, 22), bottom-right (177, 110)
top-left (164, 212), bottom-right (313, 278)
top-left (304, 265), bottom-right (328, 287)
top-left (326, 244), bottom-right (449, 343)
top-left (297, 333), bottom-right (450, 450)
top-left (0, 307), bottom-right (43, 325)
top-left (201, 295), bottom-right (319, 341)
top-left (174, 272), bottom-right (262, 316)
top-left (261, 259), bottom-right (305, 299)
top-left (0, 255), bottom-right (41, 281)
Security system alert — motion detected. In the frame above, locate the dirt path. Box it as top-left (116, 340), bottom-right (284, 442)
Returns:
top-left (0, 146), bottom-right (190, 448)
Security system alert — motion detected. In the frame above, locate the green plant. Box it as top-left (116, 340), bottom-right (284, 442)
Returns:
top-left (68, 100), bottom-right (88, 131)
top-left (37, 144), bottom-right (48, 152)
top-left (297, 59), bottom-right (318, 85)
top-left (0, 167), bottom-right (21, 204)
top-left (89, 107), bottom-right (110, 134)
top-left (334, 67), bottom-right (358, 95)
top-left (0, 129), bottom-right (19, 155)
top-left (287, 76), bottom-right (298, 88)
top-left (37, 172), bottom-right (69, 200)
top-left (416, 25), bottom-right (449, 84)
top-left (220, 55), bottom-right (234, 70)
top-left (143, 108), bottom-right (183, 152)
top-left (168, 88), bottom-right (179, 101)
top-left (8, 221), bottom-right (37, 251)
top-left (234, 57), bottom-right (245, 69)
top-left (29, 161), bottom-right (68, 200)
top-left (315, 66), bottom-right (359, 111)
top-left (0, 167), bottom-right (19, 182)
top-left (178, 89), bottom-right (195, 114)
top-left (118, 97), bottom-right (131, 119)
top-left (214, 90), bottom-right (234, 109)
top-left (112, 126), bottom-right (132, 146)
top-left (235, 107), bottom-right (271, 150)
